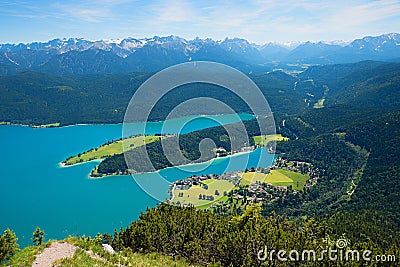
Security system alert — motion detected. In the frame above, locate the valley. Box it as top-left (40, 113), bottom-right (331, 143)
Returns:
top-left (1, 0), bottom-right (400, 262)
top-left (1, 33), bottom-right (400, 266)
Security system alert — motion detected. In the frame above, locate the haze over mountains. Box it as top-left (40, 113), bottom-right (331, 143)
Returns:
top-left (0, 33), bottom-right (399, 75)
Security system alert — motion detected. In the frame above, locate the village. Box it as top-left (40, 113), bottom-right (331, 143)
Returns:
top-left (168, 157), bottom-right (319, 211)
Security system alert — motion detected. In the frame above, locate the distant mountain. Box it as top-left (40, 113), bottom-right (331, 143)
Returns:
top-left (318, 33), bottom-right (400, 64)
top-left (219, 37), bottom-right (264, 64)
top-left (37, 49), bottom-right (131, 75)
top-left (0, 33), bottom-right (399, 75)
top-left (273, 34), bottom-right (400, 64)
top-left (284, 41), bottom-right (342, 64)
top-left (267, 33), bottom-right (400, 64)
top-left (259, 43), bottom-right (290, 61)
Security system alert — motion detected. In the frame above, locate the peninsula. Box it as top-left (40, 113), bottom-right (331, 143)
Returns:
top-left (61, 135), bottom-right (162, 166)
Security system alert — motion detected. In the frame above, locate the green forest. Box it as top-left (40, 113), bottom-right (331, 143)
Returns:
top-left (4, 61), bottom-right (399, 126)
top-left (1, 60), bottom-right (400, 266)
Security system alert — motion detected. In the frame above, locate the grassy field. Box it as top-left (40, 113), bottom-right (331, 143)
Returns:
top-left (57, 248), bottom-right (195, 267)
top-left (253, 134), bottom-right (288, 146)
top-left (240, 172), bottom-right (270, 185)
top-left (313, 98), bottom-right (325, 108)
top-left (64, 135), bottom-right (161, 165)
top-left (276, 169), bottom-right (310, 190)
top-left (313, 85), bottom-right (329, 109)
top-left (3, 242), bottom-right (48, 267)
top-left (173, 179), bottom-right (234, 208)
top-left (240, 169), bottom-right (309, 190)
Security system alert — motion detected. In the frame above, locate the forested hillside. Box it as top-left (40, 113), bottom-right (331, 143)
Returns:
top-left (110, 204), bottom-right (399, 266)
top-left (297, 61), bottom-right (400, 109)
top-left (1, 60), bottom-right (399, 125)
top-left (274, 109), bottom-right (400, 225)
top-left (3, 204), bottom-right (399, 266)
top-left (0, 70), bottom-right (306, 125)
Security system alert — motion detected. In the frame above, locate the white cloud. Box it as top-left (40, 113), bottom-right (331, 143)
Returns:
top-left (1, 0), bottom-right (400, 43)
top-left (52, 2), bottom-right (113, 23)
top-left (147, 0), bottom-right (200, 24)
top-left (325, 0), bottom-right (400, 26)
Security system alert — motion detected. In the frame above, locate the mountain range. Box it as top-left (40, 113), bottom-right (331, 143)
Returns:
top-left (0, 33), bottom-right (399, 75)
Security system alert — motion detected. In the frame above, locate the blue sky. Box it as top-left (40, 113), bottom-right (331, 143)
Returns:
top-left (1, 0), bottom-right (399, 44)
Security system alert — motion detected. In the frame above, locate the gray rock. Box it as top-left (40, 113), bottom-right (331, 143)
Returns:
top-left (102, 244), bottom-right (115, 254)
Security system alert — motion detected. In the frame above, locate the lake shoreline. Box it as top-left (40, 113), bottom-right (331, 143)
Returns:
top-left (90, 148), bottom-right (260, 178)
top-left (1, 112), bottom-right (255, 129)
top-left (59, 158), bottom-right (104, 168)
top-left (1, 113), bottom-right (261, 248)
top-left (60, 148), bottom-right (258, 179)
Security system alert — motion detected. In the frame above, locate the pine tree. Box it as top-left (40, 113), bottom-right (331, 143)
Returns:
top-left (0, 229), bottom-right (19, 263)
top-left (31, 227), bottom-right (44, 246)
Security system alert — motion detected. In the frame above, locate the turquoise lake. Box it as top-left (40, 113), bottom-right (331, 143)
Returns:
top-left (0, 113), bottom-right (275, 247)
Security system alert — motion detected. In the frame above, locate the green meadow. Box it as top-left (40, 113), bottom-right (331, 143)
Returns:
top-left (253, 134), bottom-right (288, 146)
top-left (240, 169), bottom-right (309, 190)
top-left (63, 135), bottom-right (161, 165)
top-left (172, 179), bottom-right (234, 208)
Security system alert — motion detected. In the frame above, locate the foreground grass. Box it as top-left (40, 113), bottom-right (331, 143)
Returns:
top-left (61, 236), bottom-right (197, 267)
top-left (57, 248), bottom-right (197, 267)
top-left (3, 237), bottom-right (198, 267)
top-left (64, 135), bottom-right (161, 165)
top-left (253, 134), bottom-right (288, 146)
top-left (2, 241), bottom-right (51, 267)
